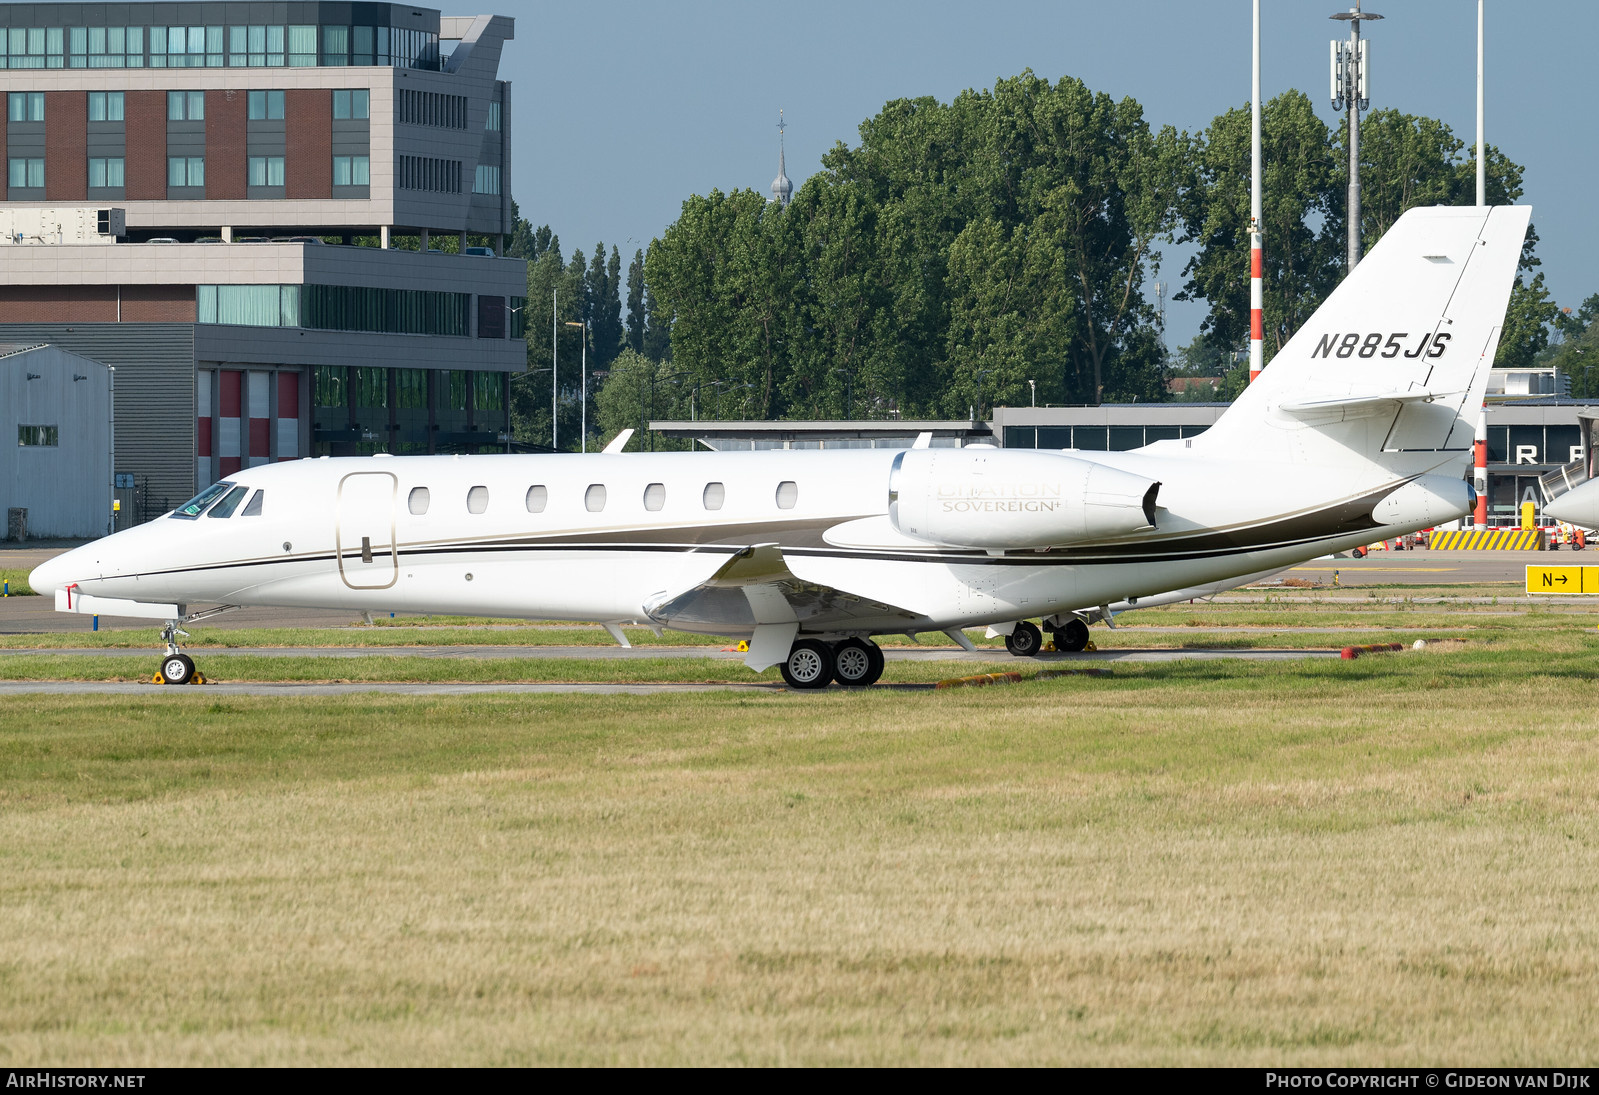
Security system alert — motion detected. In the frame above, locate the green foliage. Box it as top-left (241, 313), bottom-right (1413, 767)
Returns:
top-left (643, 71), bottom-right (1181, 415)
top-left (594, 348), bottom-right (692, 451)
top-left (1179, 91), bottom-right (1341, 359)
top-left (1540, 293), bottom-right (1599, 397)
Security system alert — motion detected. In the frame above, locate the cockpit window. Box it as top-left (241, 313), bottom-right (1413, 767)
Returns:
top-left (206, 485), bottom-right (250, 518)
top-left (241, 490), bottom-right (264, 517)
top-left (171, 481), bottom-right (235, 520)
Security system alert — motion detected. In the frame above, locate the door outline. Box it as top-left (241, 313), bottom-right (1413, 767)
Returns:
top-left (337, 471), bottom-right (398, 590)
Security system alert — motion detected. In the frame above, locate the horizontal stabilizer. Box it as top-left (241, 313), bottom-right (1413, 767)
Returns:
top-left (1279, 388), bottom-right (1462, 417)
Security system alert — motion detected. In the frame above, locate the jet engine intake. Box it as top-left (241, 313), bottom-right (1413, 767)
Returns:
top-left (888, 449), bottom-right (1160, 550)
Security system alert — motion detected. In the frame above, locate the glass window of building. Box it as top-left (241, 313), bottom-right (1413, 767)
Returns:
top-left (353, 26), bottom-right (376, 66)
top-left (247, 90), bottom-right (285, 120)
top-left (314, 366), bottom-right (348, 410)
top-left (87, 91), bottom-right (124, 121)
top-left (332, 89), bottom-right (370, 119)
top-left (525, 486), bottom-right (547, 513)
top-left (8, 92), bottom-right (44, 121)
top-left (88, 158), bottom-right (125, 188)
top-left (396, 370), bottom-right (427, 410)
top-left (167, 90), bottom-right (203, 119)
top-left (473, 373), bottom-right (503, 412)
top-left (467, 486), bottom-right (489, 514)
top-left (249, 156), bottom-right (285, 187)
top-left (16, 425), bottom-right (58, 447)
top-left (8, 158), bottom-right (44, 188)
top-left (168, 157), bottom-right (205, 187)
top-left (486, 101), bottom-right (501, 131)
top-left (322, 25), bottom-right (349, 66)
top-left (333, 156), bottom-right (370, 187)
top-left (287, 26), bottom-right (317, 66)
top-left (408, 487), bottom-right (430, 515)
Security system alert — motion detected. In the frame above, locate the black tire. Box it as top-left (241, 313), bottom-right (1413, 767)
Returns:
top-left (780, 639), bottom-right (835, 690)
top-left (833, 638), bottom-right (884, 687)
top-left (1004, 621), bottom-right (1044, 657)
top-left (159, 653), bottom-right (195, 685)
top-left (1052, 618), bottom-right (1091, 653)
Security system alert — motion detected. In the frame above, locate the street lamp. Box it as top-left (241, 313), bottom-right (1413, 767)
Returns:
top-left (1027, 379), bottom-right (1036, 407)
top-left (564, 320), bottom-right (588, 453)
top-left (832, 367), bottom-right (854, 420)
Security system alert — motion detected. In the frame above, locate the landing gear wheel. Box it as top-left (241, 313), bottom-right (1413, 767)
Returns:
top-left (158, 653), bottom-right (196, 685)
top-left (780, 639), bottom-right (836, 690)
top-left (1004, 621), bottom-right (1044, 658)
top-left (1052, 618), bottom-right (1091, 653)
top-left (833, 638), bottom-right (884, 687)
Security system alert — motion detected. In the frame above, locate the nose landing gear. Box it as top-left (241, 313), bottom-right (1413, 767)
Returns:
top-left (153, 621), bottom-right (207, 685)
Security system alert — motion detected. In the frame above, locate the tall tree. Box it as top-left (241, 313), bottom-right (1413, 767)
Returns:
top-left (625, 248), bottom-right (646, 355)
top-left (1179, 90), bottom-right (1340, 359)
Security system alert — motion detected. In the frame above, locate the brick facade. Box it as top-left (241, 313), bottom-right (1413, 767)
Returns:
top-left (44, 91), bottom-right (87, 201)
top-left (206, 89), bottom-right (248, 201)
top-left (0, 285), bottom-right (195, 323)
top-left (124, 90), bottom-right (167, 200)
top-left (284, 88), bottom-right (332, 200)
top-left (119, 285), bottom-right (197, 322)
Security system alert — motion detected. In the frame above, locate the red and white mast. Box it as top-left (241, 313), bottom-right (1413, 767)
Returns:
top-left (1249, 0), bottom-right (1264, 383)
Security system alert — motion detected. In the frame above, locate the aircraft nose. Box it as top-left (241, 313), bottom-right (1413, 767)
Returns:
top-left (28, 547), bottom-right (90, 597)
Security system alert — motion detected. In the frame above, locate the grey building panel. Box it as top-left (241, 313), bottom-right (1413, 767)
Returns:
top-left (246, 118), bottom-right (286, 156)
top-left (166, 121), bottom-right (206, 158)
top-left (0, 323), bottom-right (197, 510)
top-left (7, 127), bottom-right (45, 157)
top-left (195, 323), bottom-right (524, 372)
top-left (86, 127), bottom-right (126, 159)
top-left (0, 344), bottom-right (114, 539)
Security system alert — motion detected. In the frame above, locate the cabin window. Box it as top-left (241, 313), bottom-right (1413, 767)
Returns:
top-left (585, 484), bottom-right (607, 512)
top-left (525, 485), bottom-right (547, 513)
top-left (643, 483), bottom-right (666, 512)
top-left (467, 485), bottom-right (489, 514)
top-left (241, 490), bottom-right (264, 517)
top-left (702, 482), bottom-right (725, 511)
top-left (775, 481), bottom-right (798, 510)
top-left (408, 486), bottom-right (430, 515)
top-left (206, 485), bottom-right (250, 518)
top-left (171, 480), bottom-right (234, 520)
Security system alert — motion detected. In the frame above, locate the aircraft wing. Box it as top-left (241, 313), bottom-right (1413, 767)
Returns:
top-left (642, 543), bottom-right (926, 670)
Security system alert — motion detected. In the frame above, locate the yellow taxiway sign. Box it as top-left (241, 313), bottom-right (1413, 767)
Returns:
top-left (1525, 565), bottom-right (1599, 594)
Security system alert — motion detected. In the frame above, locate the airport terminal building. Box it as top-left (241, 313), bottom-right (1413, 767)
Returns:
top-left (0, 2), bottom-right (526, 522)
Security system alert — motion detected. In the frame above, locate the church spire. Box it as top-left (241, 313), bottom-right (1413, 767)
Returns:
top-left (770, 109), bottom-right (793, 207)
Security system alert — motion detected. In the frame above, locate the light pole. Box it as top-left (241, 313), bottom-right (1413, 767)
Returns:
top-left (1027, 379), bottom-right (1036, 407)
top-left (1332, 2), bottom-right (1382, 276)
top-left (1476, 0), bottom-right (1485, 206)
top-left (832, 368), bottom-right (854, 420)
top-left (556, 287), bottom-right (562, 450)
top-left (564, 320), bottom-right (587, 452)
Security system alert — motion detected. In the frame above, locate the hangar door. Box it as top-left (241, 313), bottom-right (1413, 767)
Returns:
top-left (337, 471), bottom-right (398, 590)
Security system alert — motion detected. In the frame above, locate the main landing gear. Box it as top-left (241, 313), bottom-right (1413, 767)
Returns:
top-left (1003, 617), bottom-right (1092, 656)
top-left (153, 621), bottom-right (206, 685)
top-left (780, 637), bottom-right (886, 690)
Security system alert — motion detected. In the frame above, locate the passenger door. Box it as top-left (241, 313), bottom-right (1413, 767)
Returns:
top-left (336, 471), bottom-right (398, 590)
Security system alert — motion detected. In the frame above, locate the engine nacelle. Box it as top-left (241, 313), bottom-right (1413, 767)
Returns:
top-left (888, 448), bottom-right (1160, 550)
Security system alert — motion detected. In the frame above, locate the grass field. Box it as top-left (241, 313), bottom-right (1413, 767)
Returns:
top-left (1, 598), bottom-right (1598, 1064)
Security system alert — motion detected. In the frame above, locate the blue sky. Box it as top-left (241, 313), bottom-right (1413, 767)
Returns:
top-left (505, 0), bottom-right (1596, 348)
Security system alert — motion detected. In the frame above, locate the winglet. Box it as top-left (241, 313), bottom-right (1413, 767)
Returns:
top-left (601, 429), bottom-right (635, 454)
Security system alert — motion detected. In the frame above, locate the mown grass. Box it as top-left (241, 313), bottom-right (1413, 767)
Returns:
top-left (0, 569), bottom-right (34, 596)
top-left (1, 634), bottom-right (1598, 1064)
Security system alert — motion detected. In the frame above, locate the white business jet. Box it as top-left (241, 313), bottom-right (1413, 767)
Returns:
top-left (31, 205), bottom-right (1529, 688)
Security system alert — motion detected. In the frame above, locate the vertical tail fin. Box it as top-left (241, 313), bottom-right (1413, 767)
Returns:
top-left (1199, 204), bottom-right (1531, 467)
